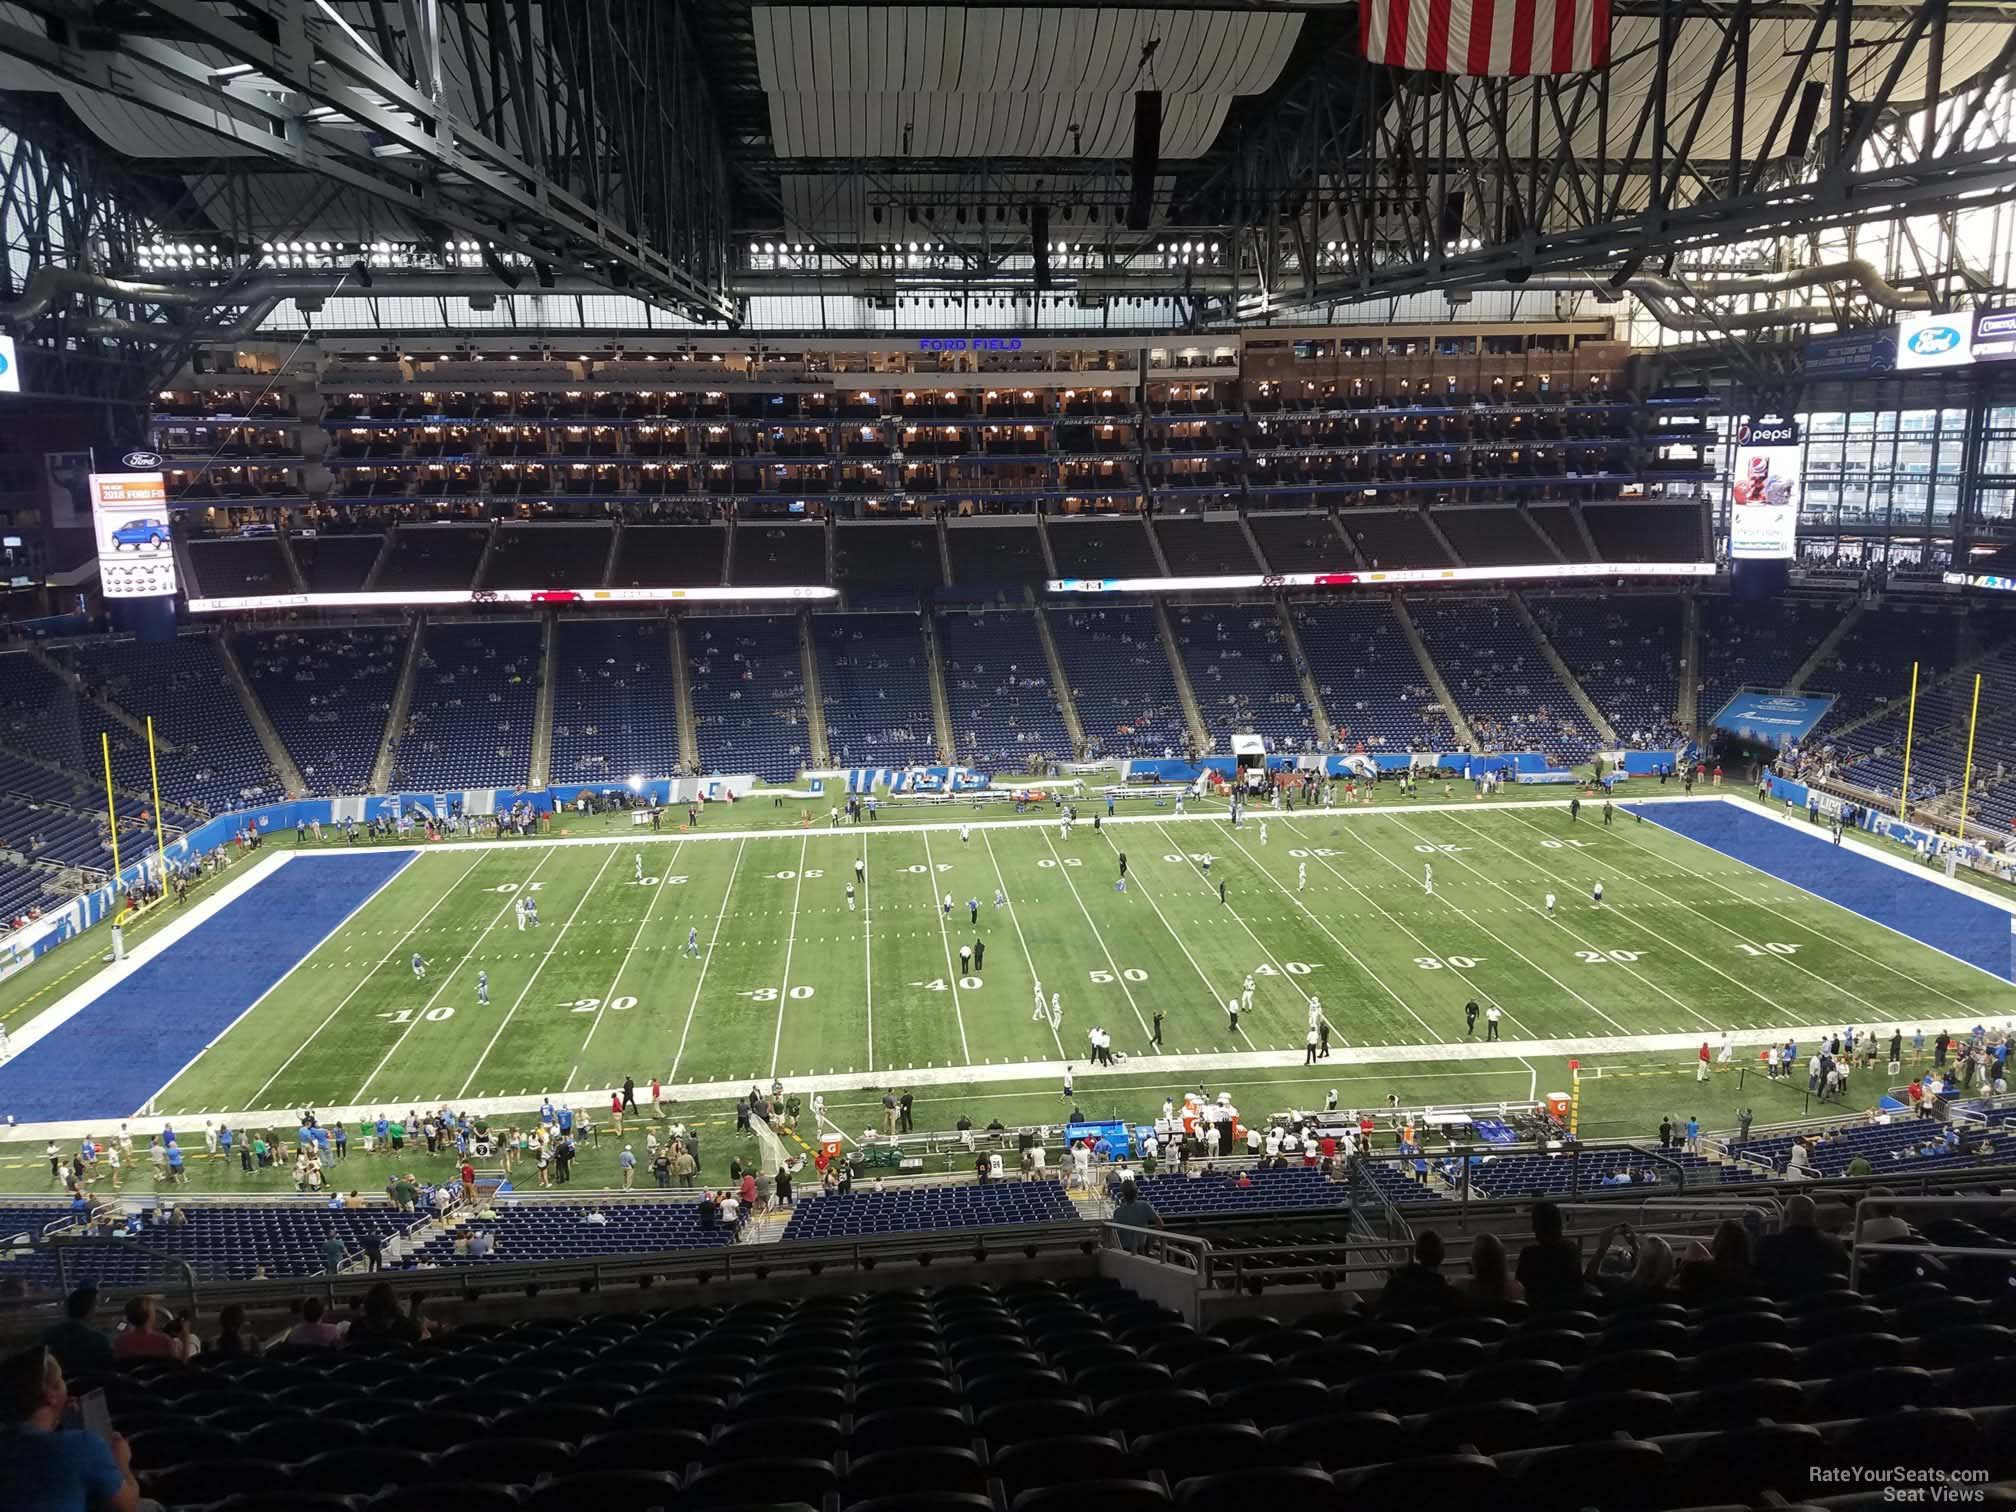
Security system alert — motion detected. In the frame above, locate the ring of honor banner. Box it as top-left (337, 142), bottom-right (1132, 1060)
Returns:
top-left (1729, 416), bottom-right (1800, 561)
top-left (90, 470), bottom-right (177, 598)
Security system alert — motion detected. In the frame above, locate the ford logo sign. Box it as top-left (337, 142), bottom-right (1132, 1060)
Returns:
top-left (121, 450), bottom-right (165, 469)
top-left (1905, 325), bottom-right (1962, 356)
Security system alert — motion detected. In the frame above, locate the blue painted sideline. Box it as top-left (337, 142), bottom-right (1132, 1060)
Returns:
top-left (0, 851), bottom-right (416, 1124)
top-left (1626, 799), bottom-right (2015, 983)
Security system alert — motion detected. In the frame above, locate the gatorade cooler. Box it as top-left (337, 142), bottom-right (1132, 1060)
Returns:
top-left (1545, 1092), bottom-right (1572, 1122)
top-left (820, 1135), bottom-right (844, 1164)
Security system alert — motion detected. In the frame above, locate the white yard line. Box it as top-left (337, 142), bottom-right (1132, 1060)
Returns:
top-left (1634, 797), bottom-right (2015, 1002)
top-left (767, 834), bottom-right (812, 1079)
top-left (1144, 822), bottom-right (1329, 1046)
top-left (669, 835), bottom-right (748, 1083)
top-left (1067, 826), bottom-right (1228, 1042)
top-left (1494, 805), bottom-right (1897, 1021)
top-left (572, 837), bottom-right (689, 1073)
top-left (980, 828), bottom-right (1066, 1060)
top-left (1204, 819), bottom-right (1445, 1044)
top-left (310, 792), bottom-right (1730, 858)
top-left (1034, 825), bottom-right (1156, 1050)
top-left (243, 849), bottom-right (490, 1109)
top-left (1278, 815), bottom-right (1630, 1040)
top-left (1421, 809), bottom-right (1762, 1032)
top-left (919, 829), bottom-right (972, 1065)
top-left (143, 853), bottom-right (418, 1116)
top-left (449, 846), bottom-right (617, 1100)
top-left (15, 1014), bottom-right (1935, 1145)
top-left (354, 846), bottom-right (565, 1104)
top-left (860, 832), bottom-right (874, 1074)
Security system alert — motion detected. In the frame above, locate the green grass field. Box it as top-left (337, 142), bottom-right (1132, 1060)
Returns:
top-left (119, 795), bottom-right (2015, 1119)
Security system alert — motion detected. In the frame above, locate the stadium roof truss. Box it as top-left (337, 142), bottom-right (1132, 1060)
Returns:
top-left (0, 0), bottom-right (736, 320)
top-left (0, 0), bottom-right (2014, 335)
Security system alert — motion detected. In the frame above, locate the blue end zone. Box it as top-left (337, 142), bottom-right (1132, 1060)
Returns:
top-left (0, 851), bottom-right (415, 1123)
top-left (1626, 800), bottom-right (2015, 982)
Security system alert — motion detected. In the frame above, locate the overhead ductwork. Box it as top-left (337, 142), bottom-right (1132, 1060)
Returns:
top-left (1494, 260), bottom-right (1931, 332)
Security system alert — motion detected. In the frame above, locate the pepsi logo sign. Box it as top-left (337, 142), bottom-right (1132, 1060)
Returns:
top-left (121, 450), bottom-right (165, 469)
top-left (1739, 419), bottom-right (1798, 447)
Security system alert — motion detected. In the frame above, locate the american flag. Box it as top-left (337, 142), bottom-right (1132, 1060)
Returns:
top-left (1361, 0), bottom-right (1611, 76)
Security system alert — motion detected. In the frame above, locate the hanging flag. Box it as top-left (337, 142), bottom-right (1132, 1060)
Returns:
top-left (1362, 0), bottom-right (1612, 76)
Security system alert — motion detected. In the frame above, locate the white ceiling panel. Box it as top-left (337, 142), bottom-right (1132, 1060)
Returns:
top-left (753, 4), bottom-right (1303, 159)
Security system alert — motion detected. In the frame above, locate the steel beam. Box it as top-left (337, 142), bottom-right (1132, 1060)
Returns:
top-left (0, 0), bottom-right (736, 320)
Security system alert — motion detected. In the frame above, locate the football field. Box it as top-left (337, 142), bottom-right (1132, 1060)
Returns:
top-left (123, 795), bottom-right (2015, 1122)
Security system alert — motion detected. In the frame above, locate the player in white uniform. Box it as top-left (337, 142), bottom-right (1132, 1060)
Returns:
top-left (1049, 992), bottom-right (1063, 1031)
top-left (1297, 862), bottom-right (1307, 894)
top-left (941, 892), bottom-right (953, 918)
top-left (1241, 975), bottom-right (1255, 1013)
top-left (960, 824), bottom-right (970, 844)
top-left (1259, 822), bottom-right (1268, 846)
top-left (634, 852), bottom-right (644, 883)
top-left (1424, 862), bottom-right (1433, 896)
top-left (1545, 892), bottom-right (1557, 917)
top-left (476, 970), bottom-right (489, 1006)
top-left (515, 896), bottom-right (528, 930)
top-left (1031, 982), bottom-right (1049, 1023)
top-left (846, 882), bottom-right (857, 911)
top-left (1307, 995), bottom-right (1322, 1031)
top-left (0, 1022), bottom-right (10, 1059)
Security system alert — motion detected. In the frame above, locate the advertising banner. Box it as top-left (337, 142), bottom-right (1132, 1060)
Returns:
top-left (1972, 307), bottom-right (2016, 362)
top-left (1894, 310), bottom-right (1976, 370)
top-left (91, 470), bottom-right (177, 598)
top-left (1728, 417), bottom-right (1800, 560)
top-left (1801, 327), bottom-right (1897, 379)
top-left (1710, 691), bottom-right (1837, 746)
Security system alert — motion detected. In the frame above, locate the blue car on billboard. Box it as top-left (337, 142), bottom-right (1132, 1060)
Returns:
top-left (110, 518), bottom-right (170, 550)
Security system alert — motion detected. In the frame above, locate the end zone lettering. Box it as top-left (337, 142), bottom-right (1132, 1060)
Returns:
top-left (916, 337), bottom-right (1025, 352)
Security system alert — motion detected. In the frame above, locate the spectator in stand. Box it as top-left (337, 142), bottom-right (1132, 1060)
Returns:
top-left (284, 1296), bottom-right (344, 1349)
top-left (1515, 1200), bottom-right (1588, 1309)
top-left (39, 1286), bottom-right (112, 1377)
top-left (1109, 1179), bottom-right (1164, 1253)
top-left (1584, 1225), bottom-right (1677, 1300)
top-left (1378, 1229), bottom-right (1460, 1314)
top-left (348, 1283), bottom-right (424, 1349)
top-left (209, 1305), bottom-right (259, 1360)
top-left (112, 1298), bottom-right (193, 1362)
top-left (1677, 1219), bottom-right (1756, 1300)
top-left (1466, 1232), bottom-right (1519, 1305)
top-left (1755, 1193), bottom-right (1849, 1297)
top-left (0, 1343), bottom-right (144, 1512)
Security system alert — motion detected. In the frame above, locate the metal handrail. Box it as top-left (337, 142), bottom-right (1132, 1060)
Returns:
top-left (47, 1236), bottom-right (200, 1317)
top-left (1847, 1194), bottom-right (2016, 1288)
top-left (1098, 1222), bottom-right (1210, 1274)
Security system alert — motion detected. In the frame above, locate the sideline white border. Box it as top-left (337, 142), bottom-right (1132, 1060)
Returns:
top-left (10, 792), bottom-right (2009, 1144)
